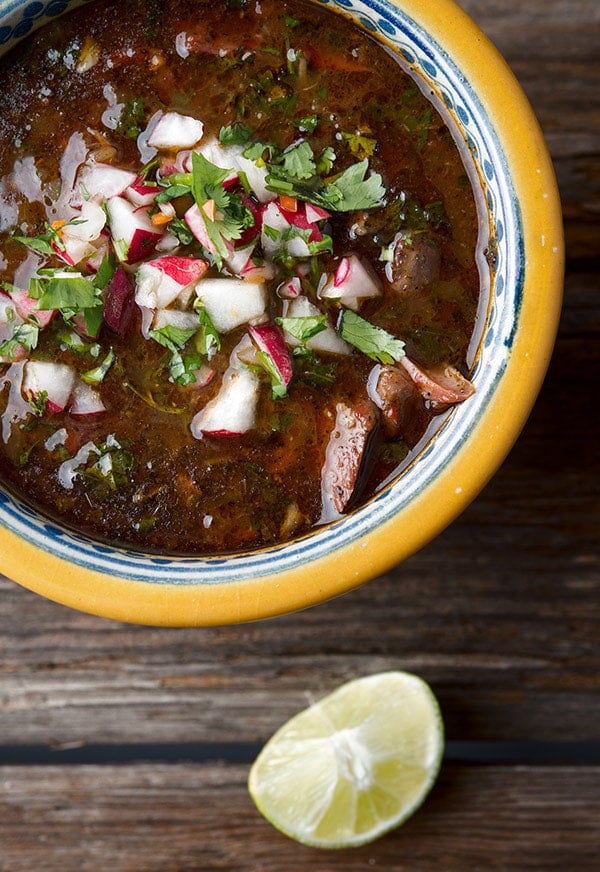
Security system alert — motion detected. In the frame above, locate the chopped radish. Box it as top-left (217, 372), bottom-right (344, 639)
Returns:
top-left (62, 200), bottom-right (107, 242)
top-left (135, 255), bottom-right (208, 309)
top-left (248, 322), bottom-right (293, 393)
top-left (147, 111), bottom-right (204, 150)
top-left (190, 365), bottom-right (260, 437)
top-left (106, 197), bottom-right (164, 264)
top-left (304, 203), bottom-right (331, 224)
top-left (283, 296), bottom-right (352, 355)
top-left (319, 254), bottom-right (381, 310)
top-left (22, 360), bottom-right (76, 413)
top-left (195, 277), bottom-right (267, 333)
top-left (103, 267), bottom-right (135, 334)
top-left (260, 201), bottom-right (291, 255)
top-left (196, 138), bottom-right (276, 203)
top-left (277, 276), bottom-right (302, 299)
top-left (190, 364), bottom-right (216, 389)
top-left (184, 202), bottom-right (217, 254)
top-left (223, 240), bottom-right (256, 276)
top-left (69, 379), bottom-right (106, 416)
top-left (77, 162), bottom-right (137, 201)
top-left (153, 308), bottom-right (200, 332)
top-left (55, 236), bottom-right (95, 267)
top-left (9, 289), bottom-right (56, 328)
top-left (125, 179), bottom-right (160, 207)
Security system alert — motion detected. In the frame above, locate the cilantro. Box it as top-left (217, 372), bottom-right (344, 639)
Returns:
top-left (149, 323), bottom-right (204, 386)
top-left (281, 140), bottom-right (316, 180)
top-left (31, 272), bottom-right (102, 313)
top-left (265, 139), bottom-right (385, 212)
top-left (338, 310), bottom-right (406, 364)
top-left (341, 132), bottom-right (377, 160)
top-left (256, 350), bottom-right (288, 399)
top-left (26, 389), bottom-right (48, 415)
top-left (81, 348), bottom-right (116, 385)
top-left (276, 314), bottom-right (327, 343)
top-left (118, 97), bottom-right (146, 139)
top-left (168, 218), bottom-right (195, 246)
top-left (295, 115), bottom-right (319, 134)
top-left (219, 123), bottom-right (252, 145)
top-left (150, 324), bottom-right (197, 355)
top-left (0, 322), bottom-right (39, 359)
top-left (193, 306), bottom-right (221, 358)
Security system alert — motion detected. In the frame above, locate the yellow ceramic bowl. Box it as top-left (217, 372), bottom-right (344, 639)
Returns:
top-left (0, 0), bottom-right (563, 625)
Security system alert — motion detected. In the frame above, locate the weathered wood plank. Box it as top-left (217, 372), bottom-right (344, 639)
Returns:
top-left (0, 763), bottom-right (598, 871)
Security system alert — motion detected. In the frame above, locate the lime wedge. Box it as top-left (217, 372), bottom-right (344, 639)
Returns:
top-left (248, 671), bottom-right (444, 849)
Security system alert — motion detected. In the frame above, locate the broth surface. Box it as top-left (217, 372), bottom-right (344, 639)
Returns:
top-left (0, 0), bottom-right (485, 554)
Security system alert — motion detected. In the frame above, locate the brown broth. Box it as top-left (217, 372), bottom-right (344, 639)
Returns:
top-left (0, 0), bottom-right (485, 554)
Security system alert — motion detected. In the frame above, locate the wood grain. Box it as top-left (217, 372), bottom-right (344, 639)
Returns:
top-left (1, 764), bottom-right (598, 871)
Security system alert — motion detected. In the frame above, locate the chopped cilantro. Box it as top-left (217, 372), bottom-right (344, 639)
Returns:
top-left (276, 314), bottom-right (327, 343)
top-left (338, 310), bottom-right (405, 364)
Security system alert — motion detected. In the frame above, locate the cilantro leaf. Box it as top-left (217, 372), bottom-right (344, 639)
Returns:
top-left (0, 322), bottom-right (39, 359)
top-left (276, 314), bottom-right (327, 343)
top-left (338, 310), bottom-right (405, 364)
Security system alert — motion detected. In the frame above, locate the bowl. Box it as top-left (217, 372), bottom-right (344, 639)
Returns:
top-left (0, 0), bottom-right (563, 625)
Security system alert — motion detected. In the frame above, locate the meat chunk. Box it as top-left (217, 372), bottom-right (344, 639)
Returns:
top-left (368, 364), bottom-right (429, 445)
top-left (320, 401), bottom-right (379, 522)
top-left (385, 231), bottom-right (441, 293)
top-left (400, 357), bottom-right (475, 409)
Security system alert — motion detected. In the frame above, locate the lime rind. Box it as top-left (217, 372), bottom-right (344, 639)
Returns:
top-left (248, 671), bottom-right (444, 849)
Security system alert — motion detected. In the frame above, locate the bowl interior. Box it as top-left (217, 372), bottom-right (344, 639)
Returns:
top-left (0, 0), bottom-right (562, 623)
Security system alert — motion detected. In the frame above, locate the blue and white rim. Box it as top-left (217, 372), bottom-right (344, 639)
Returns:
top-left (0, 0), bottom-right (522, 585)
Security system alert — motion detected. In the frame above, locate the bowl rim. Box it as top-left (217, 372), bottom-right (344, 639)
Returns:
top-left (0, 0), bottom-right (564, 625)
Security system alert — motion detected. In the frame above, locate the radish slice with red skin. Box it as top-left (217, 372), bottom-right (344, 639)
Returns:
top-left (183, 203), bottom-right (217, 254)
top-left (190, 365), bottom-right (260, 437)
top-left (106, 197), bottom-right (164, 265)
top-left (319, 254), bottom-right (381, 311)
top-left (248, 322), bottom-right (293, 391)
top-left (69, 380), bottom-right (106, 416)
top-left (9, 289), bottom-right (56, 328)
top-left (103, 267), bottom-right (135, 334)
top-left (399, 357), bottom-right (475, 409)
top-left (135, 255), bottom-right (208, 309)
top-left (22, 360), bottom-right (76, 413)
top-left (125, 179), bottom-right (160, 208)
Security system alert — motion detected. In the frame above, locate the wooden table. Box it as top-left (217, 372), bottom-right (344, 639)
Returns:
top-left (1, 1), bottom-right (598, 868)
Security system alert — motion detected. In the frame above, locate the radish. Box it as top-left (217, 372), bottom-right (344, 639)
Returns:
top-left (152, 308), bottom-right (200, 332)
top-left (319, 254), bottom-right (381, 310)
top-left (190, 365), bottom-right (260, 437)
top-left (183, 202), bottom-right (218, 254)
top-left (106, 197), bottom-right (164, 264)
top-left (147, 111), bottom-right (204, 150)
top-left (196, 138), bottom-right (276, 203)
top-left (260, 201), bottom-right (291, 255)
top-left (125, 179), bottom-right (160, 207)
top-left (135, 255), bottom-right (208, 309)
top-left (103, 267), bottom-right (135, 334)
top-left (248, 322), bottom-right (293, 394)
top-left (194, 277), bottom-right (267, 333)
top-left (276, 276), bottom-right (302, 299)
top-left (69, 379), bottom-right (106, 416)
top-left (76, 162), bottom-right (137, 201)
top-left (283, 296), bottom-right (352, 355)
top-left (22, 360), bottom-right (76, 413)
top-left (9, 289), bottom-right (56, 328)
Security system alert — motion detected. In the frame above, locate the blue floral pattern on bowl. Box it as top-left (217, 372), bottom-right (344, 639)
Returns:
top-left (0, 0), bottom-right (521, 587)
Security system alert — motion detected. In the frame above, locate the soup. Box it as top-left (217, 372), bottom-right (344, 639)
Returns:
top-left (0, 0), bottom-right (486, 555)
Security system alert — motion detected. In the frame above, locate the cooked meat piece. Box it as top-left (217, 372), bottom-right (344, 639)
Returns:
top-left (320, 400), bottom-right (379, 521)
top-left (400, 357), bottom-right (475, 409)
top-left (386, 231), bottom-right (441, 293)
top-left (368, 364), bottom-right (429, 444)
